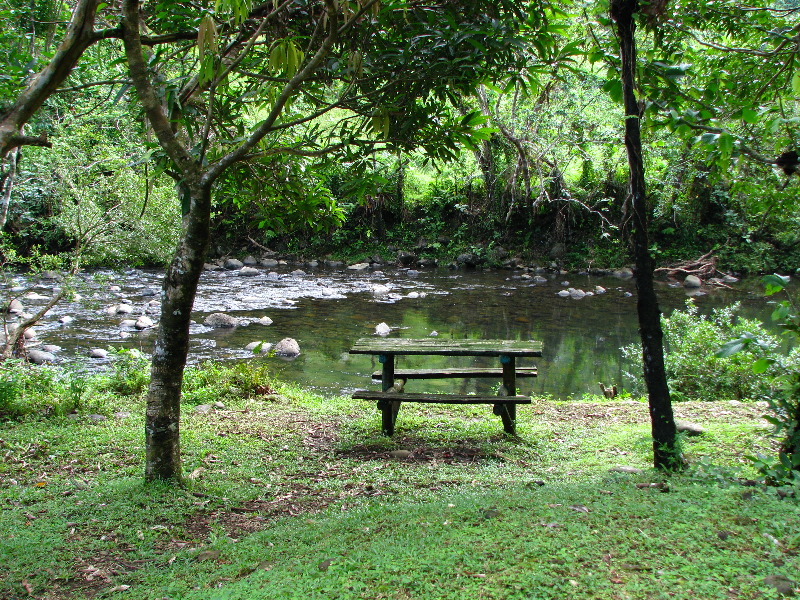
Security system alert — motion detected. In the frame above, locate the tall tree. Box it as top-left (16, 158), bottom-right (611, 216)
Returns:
top-left (121, 0), bottom-right (527, 480)
top-left (610, 0), bottom-right (682, 470)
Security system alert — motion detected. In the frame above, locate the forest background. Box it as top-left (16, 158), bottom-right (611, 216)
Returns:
top-left (2, 0), bottom-right (800, 276)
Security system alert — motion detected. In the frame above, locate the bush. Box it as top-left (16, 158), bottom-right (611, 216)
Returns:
top-left (181, 361), bottom-right (273, 406)
top-left (622, 301), bottom-right (797, 401)
top-left (0, 360), bottom-right (81, 418)
top-left (98, 348), bottom-right (150, 396)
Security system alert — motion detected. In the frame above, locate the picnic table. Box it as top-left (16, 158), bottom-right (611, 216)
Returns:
top-left (348, 338), bottom-right (543, 436)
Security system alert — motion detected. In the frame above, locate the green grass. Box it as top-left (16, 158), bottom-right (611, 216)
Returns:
top-left (1, 375), bottom-right (797, 599)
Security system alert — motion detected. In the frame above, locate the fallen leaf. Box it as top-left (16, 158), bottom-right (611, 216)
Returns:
top-left (569, 504), bottom-right (590, 513)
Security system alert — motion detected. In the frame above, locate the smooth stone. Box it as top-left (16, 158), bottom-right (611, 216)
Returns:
top-left (194, 404), bottom-right (212, 414)
top-left (372, 285), bottom-right (391, 296)
top-left (676, 420), bottom-right (704, 436)
top-left (290, 269), bottom-right (307, 277)
top-left (609, 466), bottom-right (643, 474)
top-left (348, 262), bottom-right (370, 271)
top-left (109, 285), bottom-right (121, 292)
top-left (135, 316), bottom-right (154, 329)
top-left (120, 319), bottom-right (137, 327)
top-left (684, 274), bottom-right (702, 288)
top-left (613, 268), bottom-right (634, 279)
top-left (266, 272), bottom-right (279, 280)
top-left (407, 291), bottom-right (420, 299)
top-left (140, 288), bottom-right (157, 297)
top-left (389, 450), bottom-right (412, 459)
top-left (40, 344), bottom-right (61, 353)
top-left (113, 411), bottom-right (132, 419)
top-left (243, 255), bottom-right (258, 266)
top-left (59, 315), bottom-right (74, 324)
top-left (274, 337), bottom-right (301, 357)
top-left (256, 316), bottom-right (273, 326)
top-left (204, 313), bottom-right (239, 328)
top-left (224, 258), bottom-right (244, 270)
top-left (533, 275), bottom-right (548, 283)
top-left (39, 270), bottom-right (62, 280)
top-left (6, 299), bottom-right (23, 314)
top-left (116, 304), bottom-right (134, 315)
top-left (27, 349), bottom-right (56, 364)
top-left (87, 414), bottom-right (107, 422)
top-left (375, 322), bottom-right (391, 336)
top-left (764, 574), bottom-right (796, 596)
top-left (24, 292), bottom-right (49, 300)
top-left (429, 330), bottom-right (439, 337)
top-left (245, 341), bottom-right (272, 354)
top-left (259, 258), bottom-right (279, 268)
top-left (594, 286), bottom-right (606, 294)
top-left (239, 266), bottom-right (260, 277)
top-left (212, 401), bottom-right (225, 410)
top-left (556, 290), bottom-right (570, 297)
top-left (204, 263), bottom-right (223, 271)
top-left (89, 348), bottom-right (109, 359)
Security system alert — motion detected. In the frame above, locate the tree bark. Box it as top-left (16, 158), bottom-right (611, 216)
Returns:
top-left (144, 183), bottom-right (211, 480)
top-left (611, 0), bottom-right (683, 470)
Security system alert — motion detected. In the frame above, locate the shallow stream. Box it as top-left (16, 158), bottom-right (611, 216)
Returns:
top-left (9, 265), bottom-right (775, 399)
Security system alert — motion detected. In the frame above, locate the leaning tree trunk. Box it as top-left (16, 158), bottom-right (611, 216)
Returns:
top-left (144, 182), bottom-right (212, 481)
top-left (611, 0), bottom-right (683, 470)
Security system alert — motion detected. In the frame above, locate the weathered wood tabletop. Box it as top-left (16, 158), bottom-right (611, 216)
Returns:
top-left (349, 338), bottom-right (542, 436)
top-left (348, 338), bottom-right (543, 357)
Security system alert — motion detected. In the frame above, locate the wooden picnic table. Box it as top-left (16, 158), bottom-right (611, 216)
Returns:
top-left (349, 338), bottom-right (543, 436)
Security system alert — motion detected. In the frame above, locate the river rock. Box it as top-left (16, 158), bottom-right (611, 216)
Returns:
top-left (488, 246), bottom-right (509, 263)
top-left (245, 341), bottom-right (272, 354)
top-left (266, 271), bottom-right (279, 280)
top-left (569, 288), bottom-right (586, 299)
top-left (372, 284), bottom-right (391, 296)
top-left (89, 348), bottom-right (109, 359)
top-left (274, 337), bottom-right (301, 357)
top-left (290, 269), bottom-right (307, 277)
top-left (764, 574), bottom-right (796, 596)
top-left (307, 260), bottom-right (319, 268)
top-left (260, 258), bottom-right (279, 268)
top-left (140, 288), bottom-right (157, 297)
top-left (549, 243), bottom-right (567, 259)
top-left (204, 313), bottom-right (239, 328)
top-left (24, 292), bottom-right (49, 301)
top-left (397, 251), bottom-right (417, 267)
top-left (39, 270), bottom-right (62, 280)
top-left (375, 322), bottom-right (391, 336)
top-left (120, 319), bottom-right (137, 327)
top-left (23, 327), bottom-right (37, 340)
top-left (456, 252), bottom-right (481, 268)
top-left (613, 268), bottom-right (634, 279)
top-left (407, 291), bottom-right (420, 299)
top-left (5, 299), bottom-right (23, 314)
top-left (135, 316), bottom-right (154, 330)
top-left (27, 349), bottom-right (56, 364)
top-left (58, 315), bottom-right (74, 324)
top-left (239, 266), bottom-right (260, 277)
top-left (41, 344), bottom-right (61, 353)
top-left (594, 286), bottom-right (606, 294)
top-left (676, 420), bottom-right (704, 436)
top-left (325, 260), bottom-right (344, 268)
top-left (243, 255), bottom-right (258, 266)
top-left (684, 275), bottom-right (702, 288)
top-left (556, 290), bottom-right (570, 298)
top-left (429, 330), bottom-right (439, 337)
top-left (347, 262), bottom-right (370, 271)
top-left (224, 258), bottom-right (244, 270)
top-left (257, 316), bottom-right (273, 326)
top-left (417, 258), bottom-right (437, 268)
top-left (204, 262), bottom-right (223, 271)
top-left (723, 274), bottom-right (739, 284)
top-left (533, 275), bottom-right (548, 283)
top-left (609, 466), bottom-right (643, 474)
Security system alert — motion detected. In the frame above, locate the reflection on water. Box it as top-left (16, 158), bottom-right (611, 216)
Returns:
top-left (11, 266), bottom-right (774, 399)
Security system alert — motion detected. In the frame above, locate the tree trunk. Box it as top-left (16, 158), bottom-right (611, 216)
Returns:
top-left (611, 0), bottom-right (683, 470)
top-left (145, 182), bottom-right (212, 481)
top-left (0, 147), bottom-right (19, 229)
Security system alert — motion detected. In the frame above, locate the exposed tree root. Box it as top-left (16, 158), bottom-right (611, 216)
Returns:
top-left (654, 250), bottom-right (735, 286)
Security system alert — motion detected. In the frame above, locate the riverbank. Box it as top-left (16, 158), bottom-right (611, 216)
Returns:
top-left (1, 361), bottom-right (797, 599)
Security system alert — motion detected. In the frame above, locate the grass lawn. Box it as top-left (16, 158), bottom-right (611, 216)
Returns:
top-left (1, 380), bottom-right (798, 599)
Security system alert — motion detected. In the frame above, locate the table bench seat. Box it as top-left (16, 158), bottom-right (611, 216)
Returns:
top-left (352, 391), bottom-right (532, 404)
top-left (371, 367), bottom-right (538, 380)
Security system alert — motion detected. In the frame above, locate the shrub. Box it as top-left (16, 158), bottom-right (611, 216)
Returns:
top-left (0, 360), bottom-right (80, 418)
top-left (622, 300), bottom-right (797, 401)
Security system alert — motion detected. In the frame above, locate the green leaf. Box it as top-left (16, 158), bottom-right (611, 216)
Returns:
top-left (741, 108), bottom-right (758, 124)
top-left (715, 338), bottom-right (746, 357)
top-left (792, 71), bottom-right (800, 95)
top-left (602, 79), bottom-right (622, 103)
top-left (752, 358), bottom-right (773, 374)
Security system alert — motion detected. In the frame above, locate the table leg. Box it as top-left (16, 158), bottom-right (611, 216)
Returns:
top-left (494, 354), bottom-right (517, 435)
top-left (379, 354), bottom-right (400, 435)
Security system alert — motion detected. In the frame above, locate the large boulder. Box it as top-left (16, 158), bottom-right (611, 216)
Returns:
top-left (243, 255), bottom-right (258, 266)
top-left (224, 258), bottom-right (244, 270)
top-left (456, 252), bottom-right (482, 269)
top-left (274, 337), bottom-right (301, 357)
top-left (239, 266), bottom-right (260, 277)
top-left (396, 251), bottom-right (417, 267)
top-left (204, 313), bottom-right (239, 328)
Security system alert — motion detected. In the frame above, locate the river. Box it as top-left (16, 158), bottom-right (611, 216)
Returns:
top-left (10, 265), bottom-right (774, 399)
